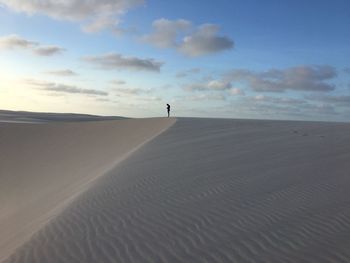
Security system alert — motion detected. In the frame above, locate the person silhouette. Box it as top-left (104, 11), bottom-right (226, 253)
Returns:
top-left (166, 104), bottom-right (170, 117)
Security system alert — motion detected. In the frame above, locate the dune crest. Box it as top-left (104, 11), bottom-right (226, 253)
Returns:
top-left (0, 117), bottom-right (176, 262)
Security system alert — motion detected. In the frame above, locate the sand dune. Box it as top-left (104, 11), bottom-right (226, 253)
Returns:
top-left (0, 109), bottom-right (124, 123)
top-left (3, 118), bottom-right (350, 262)
top-left (0, 117), bottom-right (175, 262)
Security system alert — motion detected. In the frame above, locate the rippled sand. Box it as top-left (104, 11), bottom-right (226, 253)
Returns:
top-left (0, 117), bottom-right (175, 262)
top-left (3, 118), bottom-right (350, 262)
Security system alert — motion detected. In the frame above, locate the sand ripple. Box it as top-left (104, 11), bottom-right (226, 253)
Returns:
top-left (5, 118), bottom-right (350, 262)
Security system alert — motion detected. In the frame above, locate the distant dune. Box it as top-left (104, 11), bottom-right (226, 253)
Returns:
top-left (2, 117), bottom-right (350, 262)
top-left (0, 109), bottom-right (125, 123)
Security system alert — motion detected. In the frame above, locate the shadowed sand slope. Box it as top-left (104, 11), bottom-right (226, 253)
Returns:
top-left (0, 118), bottom-right (176, 262)
top-left (5, 118), bottom-right (350, 262)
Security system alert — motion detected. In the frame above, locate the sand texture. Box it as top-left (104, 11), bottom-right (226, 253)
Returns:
top-left (0, 118), bottom-right (175, 262)
top-left (3, 118), bottom-right (350, 262)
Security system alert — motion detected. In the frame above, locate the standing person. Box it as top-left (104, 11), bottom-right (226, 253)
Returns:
top-left (166, 104), bottom-right (170, 117)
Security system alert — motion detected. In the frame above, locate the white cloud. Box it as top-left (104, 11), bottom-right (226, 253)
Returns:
top-left (230, 88), bottom-right (245, 96)
top-left (179, 24), bottom-right (234, 57)
top-left (186, 94), bottom-right (226, 101)
top-left (143, 19), bottom-right (234, 56)
top-left (143, 18), bottom-right (192, 48)
top-left (0, 34), bottom-right (64, 56)
top-left (33, 45), bottom-right (65, 56)
top-left (110, 79), bottom-right (126, 85)
top-left (208, 80), bottom-right (232, 90)
top-left (305, 94), bottom-right (350, 107)
top-left (0, 0), bottom-right (144, 32)
top-left (0, 34), bottom-right (37, 49)
top-left (26, 79), bottom-right (108, 96)
top-left (226, 65), bottom-right (336, 92)
top-left (185, 79), bottom-right (232, 91)
top-left (83, 53), bottom-right (163, 72)
top-left (138, 96), bottom-right (161, 101)
top-left (113, 87), bottom-right (150, 95)
top-left (252, 95), bottom-right (306, 105)
top-left (254, 94), bottom-right (265, 101)
top-left (45, 69), bottom-right (78, 76)
top-left (82, 16), bottom-right (118, 33)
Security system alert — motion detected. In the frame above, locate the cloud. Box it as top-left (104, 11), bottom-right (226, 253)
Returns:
top-left (0, 34), bottom-right (64, 56)
top-left (207, 80), bottom-right (232, 90)
top-left (83, 53), bottom-right (163, 72)
top-left (0, 0), bottom-right (144, 32)
top-left (138, 96), bottom-right (161, 101)
top-left (45, 69), bottom-right (78, 76)
top-left (186, 94), bottom-right (226, 101)
top-left (95, 98), bottom-right (111, 102)
top-left (82, 16), bottom-right (117, 33)
top-left (305, 94), bottom-right (350, 107)
top-left (251, 95), bottom-right (306, 105)
top-left (344, 67), bottom-right (350, 74)
top-left (301, 103), bottom-right (337, 115)
top-left (250, 102), bottom-right (336, 117)
top-left (230, 88), bottom-right (245, 96)
top-left (235, 95), bottom-right (337, 119)
top-left (110, 79), bottom-right (126, 85)
top-left (184, 79), bottom-right (232, 91)
top-left (0, 34), bottom-right (37, 49)
top-left (179, 24), bottom-right (234, 57)
top-left (26, 79), bottom-right (108, 96)
top-left (143, 19), bottom-right (234, 56)
top-left (176, 68), bottom-right (201, 78)
top-left (33, 45), bottom-right (65, 56)
top-left (226, 65), bottom-right (336, 92)
top-left (113, 87), bottom-right (145, 95)
top-left (47, 85), bottom-right (108, 96)
top-left (143, 18), bottom-right (192, 48)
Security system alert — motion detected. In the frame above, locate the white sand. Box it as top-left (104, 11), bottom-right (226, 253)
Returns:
top-left (0, 109), bottom-right (124, 123)
top-left (3, 117), bottom-right (350, 262)
top-left (0, 117), bottom-right (175, 262)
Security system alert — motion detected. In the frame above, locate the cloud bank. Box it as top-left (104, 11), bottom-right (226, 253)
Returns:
top-left (305, 95), bottom-right (350, 107)
top-left (226, 65), bottom-right (336, 92)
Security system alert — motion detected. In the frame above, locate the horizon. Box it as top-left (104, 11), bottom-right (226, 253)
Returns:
top-left (1, 0), bottom-right (350, 122)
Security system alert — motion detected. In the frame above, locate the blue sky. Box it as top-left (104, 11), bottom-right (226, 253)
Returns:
top-left (0, 0), bottom-right (349, 121)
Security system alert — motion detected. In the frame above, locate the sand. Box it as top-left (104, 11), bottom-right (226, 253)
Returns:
top-left (0, 117), bottom-right (175, 262)
top-left (3, 117), bottom-right (350, 262)
top-left (0, 109), bottom-right (124, 123)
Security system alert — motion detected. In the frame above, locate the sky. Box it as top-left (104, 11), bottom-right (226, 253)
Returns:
top-left (0, 0), bottom-right (349, 121)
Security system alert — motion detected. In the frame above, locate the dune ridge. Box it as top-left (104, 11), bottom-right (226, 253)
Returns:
top-left (0, 117), bottom-right (176, 262)
top-left (4, 118), bottom-right (350, 262)
top-left (0, 109), bottom-right (125, 123)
